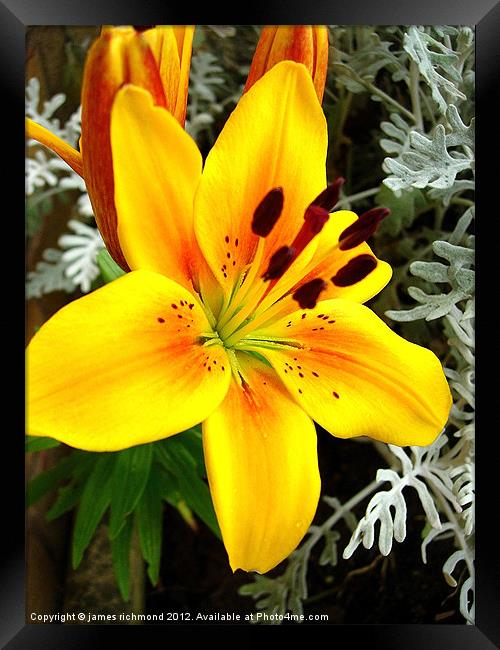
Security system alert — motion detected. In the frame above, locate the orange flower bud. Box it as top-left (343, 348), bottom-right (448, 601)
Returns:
top-left (81, 27), bottom-right (168, 269)
top-left (244, 26), bottom-right (329, 102)
top-left (141, 26), bottom-right (194, 127)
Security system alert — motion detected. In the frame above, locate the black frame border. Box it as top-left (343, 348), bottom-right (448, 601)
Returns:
top-left (7, 0), bottom-right (499, 646)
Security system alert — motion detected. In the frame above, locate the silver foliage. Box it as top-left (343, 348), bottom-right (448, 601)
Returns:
top-left (27, 220), bottom-right (104, 297)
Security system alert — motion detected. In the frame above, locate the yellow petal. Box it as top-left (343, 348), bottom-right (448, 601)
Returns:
top-left (26, 119), bottom-right (83, 177)
top-left (194, 61), bottom-right (327, 296)
top-left (256, 299), bottom-right (452, 446)
top-left (203, 353), bottom-right (320, 573)
top-left (27, 270), bottom-right (231, 451)
top-left (81, 27), bottom-right (167, 269)
top-left (296, 210), bottom-right (392, 303)
top-left (142, 26), bottom-right (194, 125)
top-left (111, 84), bottom-right (217, 300)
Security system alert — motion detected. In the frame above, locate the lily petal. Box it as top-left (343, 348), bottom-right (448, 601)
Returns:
top-left (296, 210), bottom-right (393, 303)
top-left (256, 299), bottom-right (452, 446)
top-left (111, 84), bottom-right (215, 298)
top-left (27, 270), bottom-right (231, 451)
top-left (203, 353), bottom-right (320, 573)
top-left (194, 61), bottom-right (327, 295)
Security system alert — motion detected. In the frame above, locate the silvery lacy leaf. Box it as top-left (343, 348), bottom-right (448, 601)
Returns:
top-left (58, 220), bottom-right (105, 293)
top-left (445, 105), bottom-right (475, 151)
top-left (382, 125), bottom-right (472, 192)
top-left (379, 112), bottom-right (413, 155)
top-left (403, 26), bottom-right (466, 114)
top-left (27, 248), bottom-right (75, 298)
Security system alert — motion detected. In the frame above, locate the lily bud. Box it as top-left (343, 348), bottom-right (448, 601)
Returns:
top-left (81, 26), bottom-right (169, 268)
top-left (141, 26), bottom-right (194, 127)
top-left (244, 26), bottom-right (328, 102)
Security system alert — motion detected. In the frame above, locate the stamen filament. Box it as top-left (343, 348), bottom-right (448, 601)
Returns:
top-left (217, 236), bottom-right (265, 330)
top-left (223, 296), bottom-right (292, 347)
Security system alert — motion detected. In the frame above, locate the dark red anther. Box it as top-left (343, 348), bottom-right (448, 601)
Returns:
top-left (292, 278), bottom-right (328, 309)
top-left (310, 177), bottom-right (345, 212)
top-left (289, 205), bottom-right (330, 258)
top-left (332, 254), bottom-right (377, 287)
top-left (262, 246), bottom-right (296, 281)
top-left (338, 207), bottom-right (390, 251)
top-left (304, 205), bottom-right (330, 233)
top-left (252, 187), bottom-right (284, 237)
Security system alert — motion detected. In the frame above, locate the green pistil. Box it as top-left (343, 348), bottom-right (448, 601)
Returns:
top-left (233, 336), bottom-right (303, 353)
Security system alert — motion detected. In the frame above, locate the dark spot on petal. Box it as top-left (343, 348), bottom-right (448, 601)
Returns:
top-left (299, 372), bottom-right (304, 378)
top-left (157, 317), bottom-right (165, 323)
top-left (235, 238), bottom-right (239, 247)
top-left (171, 304), bottom-right (178, 309)
top-left (333, 391), bottom-right (340, 399)
top-left (189, 304), bottom-right (194, 310)
top-left (178, 314), bottom-right (183, 319)
top-left (227, 252), bottom-right (231, 259)
top-left (225, 235), bottom-right (230, 244)
top-left (302, 313), bottom-right (307, 319)
top-left (328, 320), bottom-right (335, 324)
top-left (298, 388), bottom-right (303, 394)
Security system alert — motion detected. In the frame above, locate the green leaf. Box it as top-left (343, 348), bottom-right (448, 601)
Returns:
top-left (46, 479), bottom-right (84, 521)
top-left (110, 515), bottom-right (134, 601)
top-left (72, 454), bottom-right (115, 569)
top-left (135, 471), bottom-right (164, 586)
top-left (109, 444), bottom-right (153, 539)
top-left (155, 441), bottom-right (221, 539)
top-left (26, 451), bottom-right (93, 507)
top-left (97, 248), bottom-right (126, 283)
top-left (25, 435), bottom-right (61, 453)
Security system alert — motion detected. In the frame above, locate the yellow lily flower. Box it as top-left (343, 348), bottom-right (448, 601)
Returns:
top-left (25, 25), bottom-right (194, 270)
top-left (27, 62), bottom-right (452, 574)
top-left (244, 25), bottom-right (329, 101)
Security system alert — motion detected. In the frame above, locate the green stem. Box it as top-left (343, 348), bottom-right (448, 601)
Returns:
top-left (335, 187), bottom-right (379, 209)
top-left (362, 79), bottom-right (416, 123)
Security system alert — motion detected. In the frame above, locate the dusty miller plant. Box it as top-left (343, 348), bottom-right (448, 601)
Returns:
top-left (241, 25), bottom-right (474, 624)
top-left (26, 76), bottom-right (104, 297)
